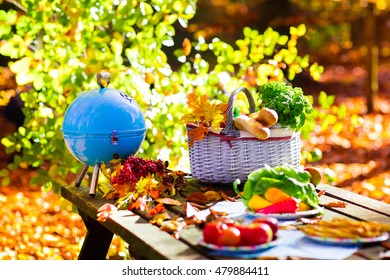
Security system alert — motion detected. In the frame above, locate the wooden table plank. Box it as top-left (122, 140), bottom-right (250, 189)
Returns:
top-left (61, 185), bottom-right (208, 260)
top-left (317, 183), bottom-right (390, 216)
top-left (319, 195), bottom-right (390, 224)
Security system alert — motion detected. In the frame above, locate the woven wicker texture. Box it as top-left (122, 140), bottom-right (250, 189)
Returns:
top-left (187, 87), bottom-right (301, 184)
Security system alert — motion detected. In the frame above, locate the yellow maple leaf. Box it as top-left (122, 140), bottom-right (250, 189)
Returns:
top-left (184, 93), bottom-right (227, 144)
top-left (217, 103), bottom-right (228, 122)
top-left (135, 177), bottom-right (159, 195)
top-left (187, 93), bottom-right (208, 116)
top-left (204, 103), bottom-right (225, 130)
top-left (180, 112), bottom-right (198, 124)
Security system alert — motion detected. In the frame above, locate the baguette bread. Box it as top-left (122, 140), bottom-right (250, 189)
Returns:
top-left (249, 108), bottom-right (278, 127)
top-left (234, 115), bottom-right (270, 140)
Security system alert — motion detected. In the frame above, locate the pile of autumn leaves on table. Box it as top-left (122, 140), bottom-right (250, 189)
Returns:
top-left (97, 156), bottom-right (188, 222)
top-left (96, 154), bottom-right (244, 238)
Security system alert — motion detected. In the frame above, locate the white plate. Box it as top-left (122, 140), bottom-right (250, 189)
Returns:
top-left (303, 232), bottom-right (389, 245)
top-left (245, 208), bottom-right (322, 220)
top-left (198, 238), bottom-right (281, 253)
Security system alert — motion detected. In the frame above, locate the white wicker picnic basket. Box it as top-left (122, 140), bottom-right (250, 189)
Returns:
top-left (187, 86), bottom-right (301, 184)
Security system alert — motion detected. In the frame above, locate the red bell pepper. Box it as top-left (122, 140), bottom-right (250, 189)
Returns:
top-left (255, 197), bottom-right (299, 214)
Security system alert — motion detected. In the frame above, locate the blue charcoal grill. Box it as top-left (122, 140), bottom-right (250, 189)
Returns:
top-left (62, 72), bottom-right (146, 196)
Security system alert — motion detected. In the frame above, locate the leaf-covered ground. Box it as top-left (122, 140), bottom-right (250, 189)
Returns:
top-left (301, 62), bottom-right (390, 204)
top-left (0, 168), bottom-right (126, 260)
top-left (1, 61), bottom-right (390, 259)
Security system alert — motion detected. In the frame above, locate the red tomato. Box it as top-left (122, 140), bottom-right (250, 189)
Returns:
top-left (202, 222), bottom-right (227, 245)
top-left (239, 223), bottom-right (273, 246)
top-left (217, 226), bottom-right (241, 246)
top-left (252, 217), bottom-right (279, 239)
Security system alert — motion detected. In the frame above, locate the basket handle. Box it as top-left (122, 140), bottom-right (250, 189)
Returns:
top-left (221, 86), bottom-right (257, 135)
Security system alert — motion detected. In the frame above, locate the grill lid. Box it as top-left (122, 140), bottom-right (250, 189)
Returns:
top-left (62, 72), bottom-right (146, 136)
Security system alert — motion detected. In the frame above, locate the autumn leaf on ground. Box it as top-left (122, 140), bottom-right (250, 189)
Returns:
top-left (188, 124), bottom-right (209, 147)
top-left (318, 190), bottom-right (326, 196)
top-left (157, 182), bottom-right (176, 197)
top-left (155, 197), bottom-right (181, 206)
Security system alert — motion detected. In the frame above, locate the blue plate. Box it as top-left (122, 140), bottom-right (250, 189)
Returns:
top-left (198, 238), bottom-right (281, 253)
top-left (303, 232), bottom-right (389, 245)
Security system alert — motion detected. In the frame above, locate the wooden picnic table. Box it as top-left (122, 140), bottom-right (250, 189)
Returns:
top-left (61, 179), bottom-right (390, 260)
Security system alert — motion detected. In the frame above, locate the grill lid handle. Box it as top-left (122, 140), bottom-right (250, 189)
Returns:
top-left (97, 72), bottom-right (111, 88)
top-left (111, 130), bottom-right (118, 145)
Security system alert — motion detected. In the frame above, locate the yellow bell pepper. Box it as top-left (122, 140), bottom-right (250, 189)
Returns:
top-left (248, 194), bottom-right (273, 211)
top-left (298, 201), bottom-right (311, 211)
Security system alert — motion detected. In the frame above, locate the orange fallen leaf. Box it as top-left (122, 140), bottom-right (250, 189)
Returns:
top-left (155, 197), bottom-right (181, 206)
top-left (203, 190), bottom-right (222, 202)
top-left (149, 189), bottom-right (160, 199)
top-left (128, 196), bottom-right (148, 211)
top-left (148, 203), bottom-right (165, 216)
top-left (97, 203), bottom-right (118, 222)
top-left (220, 191), bottom-right (235, 202)
top-left (318, 190), bottom-right (326, 197)
top-left (323, 201), bottom-right (348, 208)
top-left (186, 192), bottom-right (208, 205)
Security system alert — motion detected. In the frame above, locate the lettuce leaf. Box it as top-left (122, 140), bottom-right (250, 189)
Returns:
top-left (233, 164), bottom-right (321, 211)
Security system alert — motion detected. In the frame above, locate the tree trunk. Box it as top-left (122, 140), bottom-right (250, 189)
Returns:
top-left (364, 2), bottom-right (379, 113)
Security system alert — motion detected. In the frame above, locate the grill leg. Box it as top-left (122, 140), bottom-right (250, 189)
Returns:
top-left (89, 163), bottom-right (100, 197)
top-left (74, 164), bottom-right (89, 187)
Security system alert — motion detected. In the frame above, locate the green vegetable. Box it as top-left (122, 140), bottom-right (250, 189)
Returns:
top-left (233, 165), bottom-right (322, 213)
top-left (258, 81), bottom-right (313, 131)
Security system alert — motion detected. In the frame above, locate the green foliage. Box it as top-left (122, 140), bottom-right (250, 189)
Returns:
top-left (257, 81), bottom-right (313, 131)
top-left (0, 0), bottom-right (198, 192)
top-left (0, 1), bottom-right (332, 192)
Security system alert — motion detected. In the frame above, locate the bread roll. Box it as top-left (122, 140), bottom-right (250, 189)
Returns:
top-left (234, 115), bottom-right (270, 140)
top-left (249, 108), bottom-right (278, 127)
